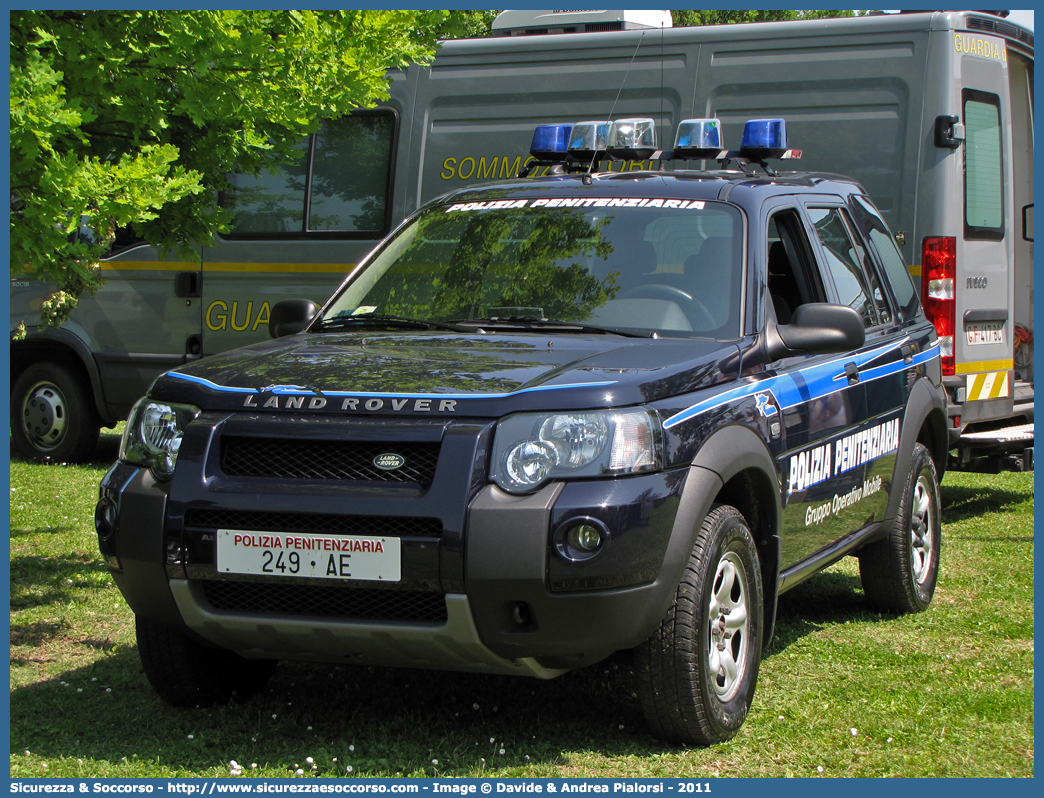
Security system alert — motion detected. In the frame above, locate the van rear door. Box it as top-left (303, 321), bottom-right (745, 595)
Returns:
top-left (951, 33), bottom-right (1015, 418)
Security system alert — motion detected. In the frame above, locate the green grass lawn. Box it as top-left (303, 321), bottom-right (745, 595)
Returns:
top-left (9, 433), bottom-right (1034, 778)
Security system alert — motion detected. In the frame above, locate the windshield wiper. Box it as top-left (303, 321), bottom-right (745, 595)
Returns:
top-left (314, 314), bottom-right (476, 334)
top-left (448, 316), bottom-right (655, 338)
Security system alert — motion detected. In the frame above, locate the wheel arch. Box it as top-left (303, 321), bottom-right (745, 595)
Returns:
top-left (885, 378), bottom-right (948, 520)
top-left (687, 423), bottom-right (783, 650)
top-left (11, 328), bottom-right (113, 425)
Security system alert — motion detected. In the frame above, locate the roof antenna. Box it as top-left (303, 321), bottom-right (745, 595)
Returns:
top-left (590, 30), bottom-right (647, 174)
top-left (660, 19), bottom-right (665, 168)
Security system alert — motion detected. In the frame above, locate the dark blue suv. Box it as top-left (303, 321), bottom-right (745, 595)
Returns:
top-left (97, 120), bottom-right (948, 745)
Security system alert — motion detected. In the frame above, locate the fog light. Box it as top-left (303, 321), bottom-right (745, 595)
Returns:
top-left (569, 524), bottom-right (603, 552)
top-left (554, 517), bottom-right (610, 562)
top-left (95, 497), bottom-right (117, 541)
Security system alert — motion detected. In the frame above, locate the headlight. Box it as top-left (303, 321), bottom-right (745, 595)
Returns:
top-left (120, 398), bottom-right (201, 480)
top-left (490, 408), bottom-right (663, 493)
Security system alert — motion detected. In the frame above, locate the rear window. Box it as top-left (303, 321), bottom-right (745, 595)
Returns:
top-left (322, 198), bottom-right (746, 338)
top-left (963, 89), bottom-right (1004, 240)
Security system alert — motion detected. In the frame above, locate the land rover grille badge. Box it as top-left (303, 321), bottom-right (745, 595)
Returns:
top-left (373, 453), bottom-right (406, 471)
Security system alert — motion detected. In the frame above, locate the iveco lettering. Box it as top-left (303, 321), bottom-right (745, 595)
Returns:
top-left (98, 115), bottom-right (948, 746)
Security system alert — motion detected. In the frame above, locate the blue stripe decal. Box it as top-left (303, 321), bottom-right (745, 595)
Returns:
top-left (664, 341), bottom-right (940, 429)
top-left (166, 371), bottom-right (618, 399)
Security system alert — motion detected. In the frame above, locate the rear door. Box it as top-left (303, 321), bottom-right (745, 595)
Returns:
top-left (951, 34), bottom-right (1015, 413)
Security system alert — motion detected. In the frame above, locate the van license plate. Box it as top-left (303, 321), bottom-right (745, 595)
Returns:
top-left (966, 322), bottom-right (1004, 346)
top-left (216, 529), bottom-right (401, 582)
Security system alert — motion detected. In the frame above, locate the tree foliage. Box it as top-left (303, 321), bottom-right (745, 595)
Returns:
top-left (10, 9), bottom-right (459, 328)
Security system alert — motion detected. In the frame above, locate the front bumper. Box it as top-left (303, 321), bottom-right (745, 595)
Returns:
top-left (98, 416), bottom-right (691, 674)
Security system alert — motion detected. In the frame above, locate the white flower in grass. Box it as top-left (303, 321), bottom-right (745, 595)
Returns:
top-left (432, 759), bottom-right (439, 766)
top-left (473, 703), bottom-right (480, 710)
top-left (850, 728), bottom-right (858, 737)
top-left (490, 738), bottom-right (495, 744)
top-left (251, 764), bottom-right (257, 770)
top-left (817, 766), bottom-right (824, 774)
top-left (306, 757), bottom-right (314, 765)
top-left (307, 726), bottom-right (312, 731)
top-left (187, 735), bottom-right (194, 740)
top-left (348, 745), bottom-right (355, 752)
top-left (499, 749), bottom-right (505, 756)
top-left (346, 766), bottom-right (353, 773)
top-left (296, 769), bottom-right (304, 776)
top-left (272, 714), bottom-right (277, 720)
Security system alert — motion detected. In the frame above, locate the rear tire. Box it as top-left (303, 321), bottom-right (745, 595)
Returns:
top-left (635, 504), bottom-right (763, 746)
top-left (859, 443), bottom-right (941, 613)
top-left (136, 617), bottom-right (276, 707)
top-left (11, 362), bottom-right (100, 462)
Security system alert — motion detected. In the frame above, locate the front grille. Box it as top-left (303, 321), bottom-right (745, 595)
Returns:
top-left (185, 509), bottom-right (442, 538)
top-left (201, 580), bottom-right (448, 623)
top-left (221, 436), bottom-right (441, 485)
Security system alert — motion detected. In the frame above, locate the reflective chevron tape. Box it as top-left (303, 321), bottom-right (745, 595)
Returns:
top-left (966, 370), bottom-right (1010, 401)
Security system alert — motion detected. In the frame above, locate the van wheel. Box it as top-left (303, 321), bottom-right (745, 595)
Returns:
top-left (11, 362), bottom-right (100, 462)
top-left (136, 617), bottom-right (277, 707)
top-left (635, 504), bottom-right (763, 746)
top-left (859, 443), bottom-right (941, 613)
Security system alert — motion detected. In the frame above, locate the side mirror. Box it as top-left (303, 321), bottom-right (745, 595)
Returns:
top-left (269, 299), bottom-right (319, 339)
top-left (766, 303), bottom-right (865, 360)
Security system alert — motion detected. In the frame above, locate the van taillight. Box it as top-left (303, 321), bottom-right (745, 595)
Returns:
top-left (921, 236), bottom-right (956, 376)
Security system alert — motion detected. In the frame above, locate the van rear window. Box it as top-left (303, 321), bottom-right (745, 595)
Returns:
top-left (222, 111), bottom-right (396, 239)
top-left (963, 89), bottom-right (1004, 240)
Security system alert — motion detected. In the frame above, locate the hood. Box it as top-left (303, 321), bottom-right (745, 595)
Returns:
top-left (152, 331), bottom-right (739, 418)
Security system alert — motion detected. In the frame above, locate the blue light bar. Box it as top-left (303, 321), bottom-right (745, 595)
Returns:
top-left (568, 121), bottom-right (610, 157)
top-left (741, 118), bottom-right (788, 151)
top-left (675, 118), bottom-right (722, 150)
top-left (530, 124), bottom-right (573, 160)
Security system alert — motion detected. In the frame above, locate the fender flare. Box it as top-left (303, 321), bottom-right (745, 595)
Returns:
top-left (884, 377), bottom-right (948, 521)
top-left (662, 423), bottom-right (784, 649)
top-left (11, 326), bottom-right (113, 424)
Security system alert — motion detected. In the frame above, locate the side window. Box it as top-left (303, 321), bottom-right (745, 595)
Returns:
top-left (852, 195), bottom-right (920, 321)
top-left (765, 209), bottom-right (825, 325)
top-left (807, 206), bottom-right (889, 328)
top-left (963, 89), bottom-right (1004, 240)
top-left (223, 112), bottom-right (396, 238)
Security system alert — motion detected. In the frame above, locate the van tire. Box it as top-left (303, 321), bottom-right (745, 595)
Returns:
top-left (859, 443), bottom-right (941, 613)
top-left (11, 362), bottom-right (100, 462)
top-left (136, 617), bottom-right (277, 707)
top-left (635, 504), bottom-right (763, 746)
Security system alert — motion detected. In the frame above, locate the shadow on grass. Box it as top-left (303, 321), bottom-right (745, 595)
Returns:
top-left (10, 646), bottom-right (665, 770)
top-left (10, 554), bottom-right (111, 609)
top-left (763, 569), bottom-right (883, 657)
top-left (939, 482), bottom-right (1033, 524)
top-left (8, 428), bottom-right (122, 468)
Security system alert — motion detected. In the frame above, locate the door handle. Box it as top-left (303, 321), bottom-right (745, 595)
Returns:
top-left (175, 271), bottom-right (201, 298)
top-left (845, 362), bottom-right (859, 385)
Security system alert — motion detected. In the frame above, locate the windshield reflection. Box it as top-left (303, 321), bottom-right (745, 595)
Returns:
top-left (322, 199), bottom-right (744, 338)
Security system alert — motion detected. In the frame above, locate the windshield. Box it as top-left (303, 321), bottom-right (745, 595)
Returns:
top-left (320, 196), bottom-right (745, 338)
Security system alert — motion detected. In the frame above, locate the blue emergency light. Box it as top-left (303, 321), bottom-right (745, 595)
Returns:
top-left (530, 124), bottom-right (573, 160)
top-left (568, 121), bottom-right (610, 158)
top-left (740, 118), bottom-right (788, 151)
top-left (673, 118), bottom-right (725, 159)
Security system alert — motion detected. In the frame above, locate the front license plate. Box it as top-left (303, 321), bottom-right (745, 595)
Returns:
top-left (966, 321), bottom-right (1005, 346)
top-left (216, 529), bottom-right (401, 582)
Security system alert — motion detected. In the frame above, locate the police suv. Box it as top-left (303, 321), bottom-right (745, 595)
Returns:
top-left (96, 117), bottom-right (948, 746)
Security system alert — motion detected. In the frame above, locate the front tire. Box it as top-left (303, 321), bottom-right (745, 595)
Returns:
top-left (859, 443), bottom-right (941, 613)
top-left (136, 617), bottom-right (276, 707)
top-left (11, 362), bottom-right (100, 462)
top-left (635, 504), bottom-right (764, 746)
